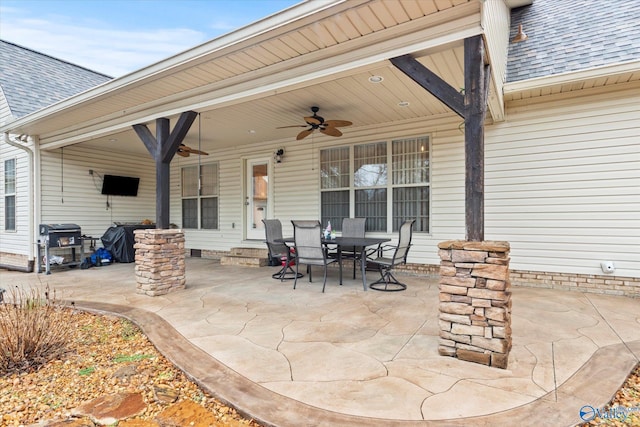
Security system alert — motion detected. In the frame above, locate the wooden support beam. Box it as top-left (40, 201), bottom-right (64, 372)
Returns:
top-left (389, 54), bottom-right (465, 118)
top-left (391, 36), bottom-right (490, 242)
top-left (133, 111), bottom-right (197, 229)
top-left (463, 36), bottom-right (489, 242)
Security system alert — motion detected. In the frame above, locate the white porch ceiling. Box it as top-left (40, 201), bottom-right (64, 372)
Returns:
top-left (4, 0), bottom-right (481, 157)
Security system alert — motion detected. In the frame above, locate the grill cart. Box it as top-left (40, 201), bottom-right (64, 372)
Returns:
top-left (37, 223), bottom-right (84, 274)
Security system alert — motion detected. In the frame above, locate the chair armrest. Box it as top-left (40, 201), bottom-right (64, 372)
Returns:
top-left (365, 243), bottom-right (394, 260)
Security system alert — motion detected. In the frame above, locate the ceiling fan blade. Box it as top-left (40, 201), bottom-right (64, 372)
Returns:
top-left (304, 116), bottom-right (322, 125)
top-left (277, 125), bottom-right (308, 128)
top-left (320, 126), bottom-right (342, 137)
top-left (190, 149), bottom-right (209, 155)
top-left (324, 119), bottom-right (352, 127)
top-left (297, 129), bottom-right (314, 140)
top-left (177, 150), bottom-right (190, 157)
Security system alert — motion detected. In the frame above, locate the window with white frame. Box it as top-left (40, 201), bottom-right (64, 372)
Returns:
top-left (181, 162), bottom-right (218, 229)
top-left (4, 158), bottom-right (16, 231)
top-left (320, 136), bottom-right (429, 233)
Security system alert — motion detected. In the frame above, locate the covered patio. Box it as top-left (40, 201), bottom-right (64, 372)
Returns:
top-left (4, 260), bottom-right (639, 426)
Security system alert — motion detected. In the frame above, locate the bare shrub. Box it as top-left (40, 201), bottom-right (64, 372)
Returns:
top-left (0, 285), bottom-right (74, 375)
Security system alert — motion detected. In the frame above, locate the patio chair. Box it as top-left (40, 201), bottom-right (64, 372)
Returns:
top-left (327, 217), bottom-right (366, 279)
top-left (367, 219), bottom-right (415, 292)
top-left (262, 219), bottom-right (301, 281)
top-left (291, 220), bottom-right (339, 292)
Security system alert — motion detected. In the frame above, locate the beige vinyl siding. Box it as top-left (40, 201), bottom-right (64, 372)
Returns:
top-left (39, 145), bottom-right (156, 239)
top-left (172, 83), bottom-right (639, 280)
top-left (173, 116), bottom-right (468, 266)
top-left (0, 145), bottom-right (30, 254)
top-left (486, 84), bottom-right (640, 278)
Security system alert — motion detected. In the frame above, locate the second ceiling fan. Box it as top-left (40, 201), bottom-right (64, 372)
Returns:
top-left (278, 106), bottom-right (352, 140)
top-left (177, 144), bottom-right (208, 157)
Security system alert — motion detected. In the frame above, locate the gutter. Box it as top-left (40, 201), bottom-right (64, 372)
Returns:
top-left (2, 132), bottom-right (39, 272)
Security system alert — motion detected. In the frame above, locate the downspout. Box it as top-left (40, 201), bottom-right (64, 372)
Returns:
top-left (3, 132), bottom-right (38, 272)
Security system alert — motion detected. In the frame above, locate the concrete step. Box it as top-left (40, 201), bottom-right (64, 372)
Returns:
top-left (220, 247), bottom-right (269, 268)
top-left (230, 247), bottom-right (268, 257)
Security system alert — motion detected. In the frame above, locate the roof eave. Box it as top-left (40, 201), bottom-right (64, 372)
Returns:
top-left (504, 60), bottom-right (640, 95)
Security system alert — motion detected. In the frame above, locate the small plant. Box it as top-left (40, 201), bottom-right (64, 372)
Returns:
top-left (113, 354), bottom-right (154, 363)
top-left (120, 319), bottom-right (140, 340)
top-left (78, 366), bottom-right (95, 376)
top-left (157, 371), bottom-right (174, 381)
top-left (0, 285), bottom-right (74, 375)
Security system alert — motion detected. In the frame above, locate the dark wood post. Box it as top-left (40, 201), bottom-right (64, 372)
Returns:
top-left (155, 118), bottom-right (170, 229)
top-left (133, 111), bottom-right (198, 229)
top-left (464, 36), bottom-right (489, 242)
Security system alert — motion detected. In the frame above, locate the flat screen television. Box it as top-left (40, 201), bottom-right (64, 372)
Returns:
top-left (101, 174), bottom-right (140, 197)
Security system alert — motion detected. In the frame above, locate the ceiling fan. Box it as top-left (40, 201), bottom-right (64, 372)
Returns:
top-left (278, 106), bottom-right (352, 140)
top-left (177, 144), bottom-right (208, 157)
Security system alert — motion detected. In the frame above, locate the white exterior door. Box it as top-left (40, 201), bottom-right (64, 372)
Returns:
top-left (245, 158), bottom-right (270, 240)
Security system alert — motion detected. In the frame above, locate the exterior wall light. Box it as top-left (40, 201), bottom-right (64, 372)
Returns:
top-left (274, 148), bottom-right (285, 163)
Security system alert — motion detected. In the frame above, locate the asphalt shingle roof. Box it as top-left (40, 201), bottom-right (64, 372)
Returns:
top-left (0, 40), bottom-right (112, 119)
top-left (507, 0), bottom-right (640, 82)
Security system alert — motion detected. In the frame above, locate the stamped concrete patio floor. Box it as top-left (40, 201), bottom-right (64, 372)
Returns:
top-left (4, 258), bottom-right (639, 426)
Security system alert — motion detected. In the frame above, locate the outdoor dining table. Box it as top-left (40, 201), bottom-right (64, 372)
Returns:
top-left (277, 236), bottom-right (390, 291)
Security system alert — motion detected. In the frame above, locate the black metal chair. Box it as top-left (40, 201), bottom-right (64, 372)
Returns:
top-left (367, 219), bottom-right (415, 292)
top-left (262, 219), bottom-right (301, 280)
top-left (291, 220), bottom-right (339, 292)
top-left (328, 217), bottom-right (366, 279)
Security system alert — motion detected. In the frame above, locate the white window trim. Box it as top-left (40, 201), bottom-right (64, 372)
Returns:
top-left (180, 161), bottom-right (220, 230)
top-left (320, 135), bottom-right (431, 234)
top-left (3, 158), bottom-right (17, 232)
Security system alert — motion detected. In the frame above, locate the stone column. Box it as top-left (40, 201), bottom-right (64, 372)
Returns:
top-left (134, 229), bottom-right (185, 296)
top-left (437, 240), bottom-right (511, 369)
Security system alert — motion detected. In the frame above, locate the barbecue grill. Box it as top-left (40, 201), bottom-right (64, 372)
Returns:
top-left (38, 223), bottom-right (84, 274)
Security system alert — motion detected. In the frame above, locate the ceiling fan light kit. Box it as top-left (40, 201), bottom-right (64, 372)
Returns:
top-left (277, 106), bottom-right (352, 140)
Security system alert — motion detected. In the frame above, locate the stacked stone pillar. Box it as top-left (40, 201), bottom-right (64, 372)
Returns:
top-left (437, 240), bottom-right (511, 369)
top-left (134, 229), bottom-right (186, 296)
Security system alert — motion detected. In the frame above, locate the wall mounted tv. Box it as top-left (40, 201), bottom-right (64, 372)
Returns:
top-left (101, 175), bottom-right (140, 197)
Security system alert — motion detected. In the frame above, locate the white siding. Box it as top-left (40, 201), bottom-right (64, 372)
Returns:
top-left (170, 116), bottom-right (468, 267)
top-left (0, 144), bottom-right (31, 256)
top-left (170, 85), bottom-right (640, 281)
top-left (26, 86), bottom-right (635, 282)
top-left (39, 145), bottom-right (156, 239)
top-left (486, 84), bottom-right (640, 278)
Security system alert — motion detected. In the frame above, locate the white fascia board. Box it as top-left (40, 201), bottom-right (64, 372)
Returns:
top-left (504, 60), bottom-right (640, 95)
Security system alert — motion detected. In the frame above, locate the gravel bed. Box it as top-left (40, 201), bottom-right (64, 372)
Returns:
top-left (0, 308), bottom-right (260, 426)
